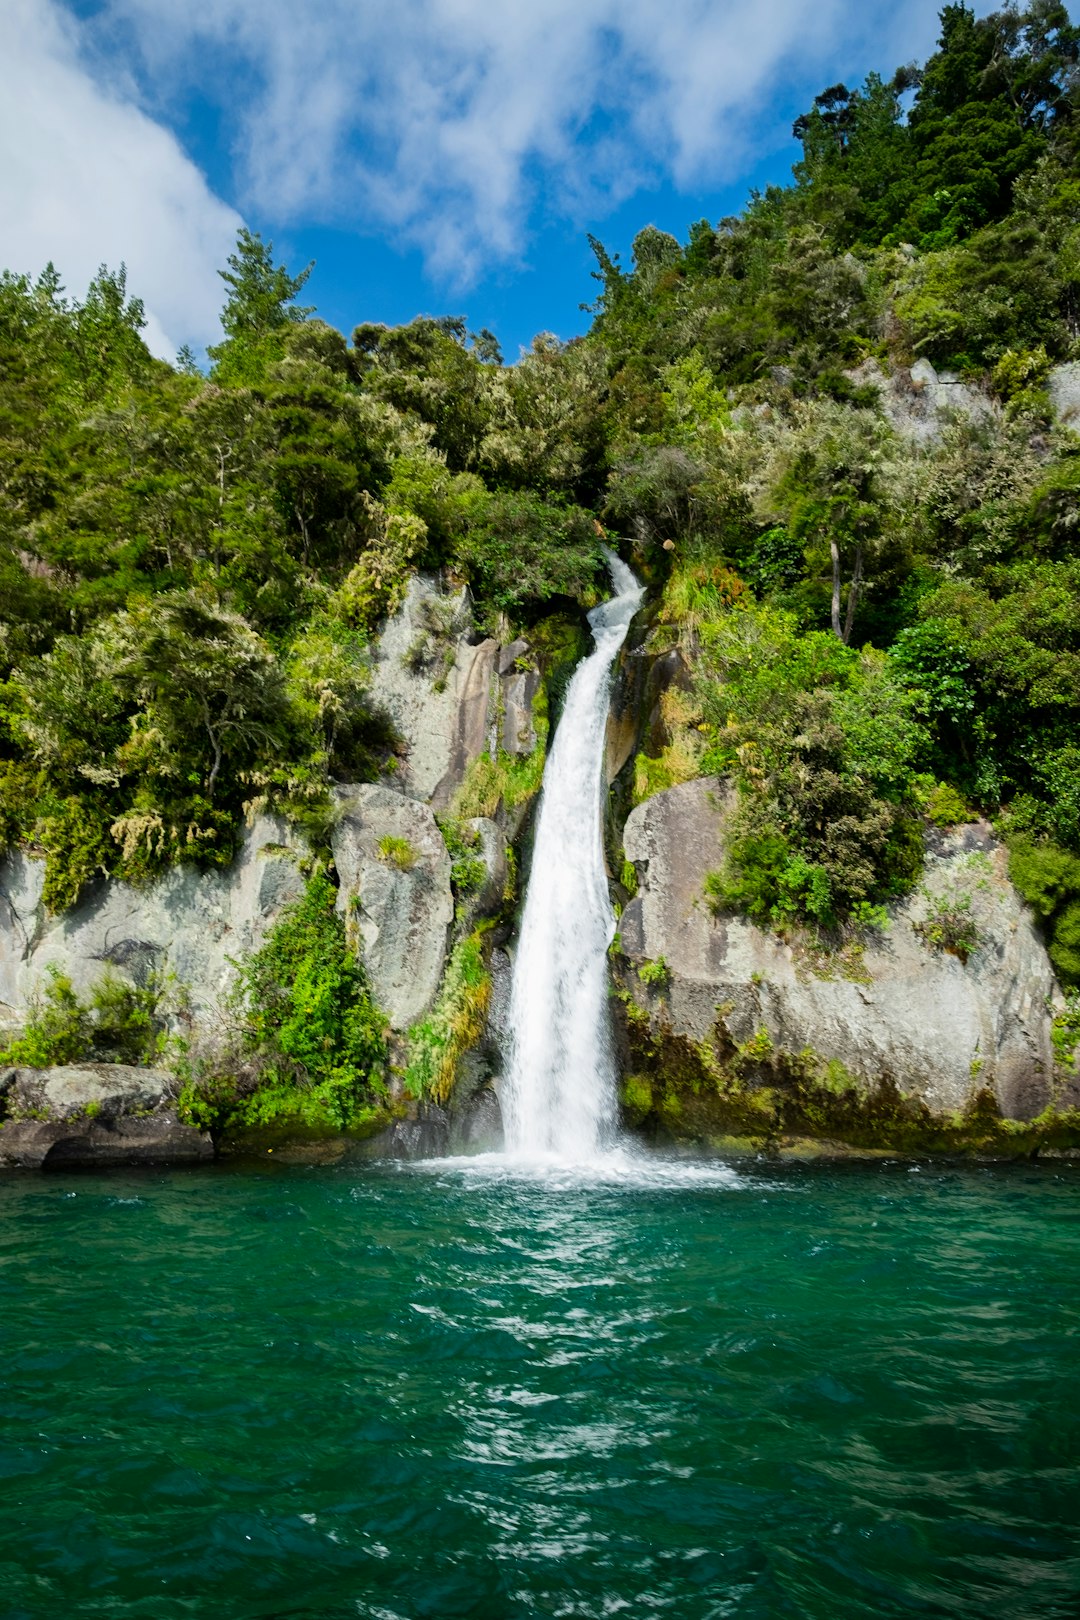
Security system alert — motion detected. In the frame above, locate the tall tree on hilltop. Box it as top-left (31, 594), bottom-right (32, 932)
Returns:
top-left (208, 229), bottom-right (314, 386)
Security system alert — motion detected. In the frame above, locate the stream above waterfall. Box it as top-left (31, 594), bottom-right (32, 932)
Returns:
top-left (2, 1157), bottom-right (1077, 1619)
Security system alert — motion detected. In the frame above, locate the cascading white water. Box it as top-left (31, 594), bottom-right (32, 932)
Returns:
top-left (502, 552), bottom-right (644, 1160)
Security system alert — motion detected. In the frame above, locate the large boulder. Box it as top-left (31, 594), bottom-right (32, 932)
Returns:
top-left (0, 1063), bottom-right (212, 1168)
top-left (0, 816), bottom-right (308, 1039)
top-left (332, 783), bottom-right (454, 1031)
top-left (620, 778), bottom-right (1065, 1122)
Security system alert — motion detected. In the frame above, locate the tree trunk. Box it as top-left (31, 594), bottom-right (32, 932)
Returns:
top-left (830, 537), bottom-right (842, 640)
top-left (842, 542), bottom-right (864, 646)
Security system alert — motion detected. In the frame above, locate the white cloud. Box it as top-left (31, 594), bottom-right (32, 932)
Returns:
top-left (96, 0), bottom-right (947, 284)
top-left (0, 0), bottom-right (242, 358)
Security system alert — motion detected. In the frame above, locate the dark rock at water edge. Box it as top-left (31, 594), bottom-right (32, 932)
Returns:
top-left (0, 1064), bottom-right (212, 1169)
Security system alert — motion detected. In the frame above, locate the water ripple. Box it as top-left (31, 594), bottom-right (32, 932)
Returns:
top-left (0, 1158), bottom-right (1078, 1618)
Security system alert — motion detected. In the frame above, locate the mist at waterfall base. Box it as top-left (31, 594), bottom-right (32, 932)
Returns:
top-left (3, 1160), bottom-right (1079, 1619)
top-left (502, 550), bottom-right (643, 1163)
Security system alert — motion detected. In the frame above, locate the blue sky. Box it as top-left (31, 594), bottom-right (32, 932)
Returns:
top-left (5, 0), bottom-right (970, 362)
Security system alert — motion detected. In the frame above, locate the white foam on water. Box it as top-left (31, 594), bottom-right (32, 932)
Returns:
top-left (408, 1149), bottom-right (755, 1193)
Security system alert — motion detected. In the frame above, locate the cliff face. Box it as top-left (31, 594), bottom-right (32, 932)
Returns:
top-left (5, 566), bottom-right (1079, 1165)
top-left (612, 778), bottom-right (1080, 1154)
top-left (0, 574), bottom-right (525, 1163)
top-left (0, 815), bottom-right (309, 1040)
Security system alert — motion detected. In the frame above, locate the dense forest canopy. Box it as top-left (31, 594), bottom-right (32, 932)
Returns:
top-left (2, 1), bottom-right (1080, 983)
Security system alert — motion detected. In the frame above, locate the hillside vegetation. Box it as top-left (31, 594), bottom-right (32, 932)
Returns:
top-left (2, 1), bottom-right (1080, 986)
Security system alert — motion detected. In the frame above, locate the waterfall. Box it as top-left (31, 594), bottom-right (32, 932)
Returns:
top-left (502, 551), bottom-right (643, 1160)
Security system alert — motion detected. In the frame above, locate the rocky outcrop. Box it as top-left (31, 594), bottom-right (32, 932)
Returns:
top-left (1049, 362), bottom-right (1080, 430)
top-left (0, 815), bottom-right (308, 1040)
top-left (0, 1063), bottom-right (212, 1167)
top-left (619, 779), bottom-right (1074, 1129)
top-left (367, 575), bottom-right (545, 808)
top-left (845, 356), bottom-right (995, 444)
top-left (367, 573), bottom-right (498, 802)
top-left (332, 783), bottom-right (454, 1031)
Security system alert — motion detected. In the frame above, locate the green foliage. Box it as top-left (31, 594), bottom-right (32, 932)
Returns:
top-left (913, 855), bottom-right (992, 963)
top-left (1051, 990), bottom-right (1080, 1067)
top-left (1007, 834), bottom-right (1080, 984)
top-left (638, 956), bottom-right (670, 988)
top-left (692, 605), bottom-right (927, 929)
top-left (452, 490), bottom-right (606, 620)
top-left (208, 229), bottom-right (314, 385)
top-left (179, 873), bottom-right (387, 1135)
top-left (377, 834), bottom-right (417, 871)
top-left (919, 779), bottom-right (970, 826)
top-left (1, 964), bottom-right (169, 1067)
top-left (452, 738), bottom-right (547, 820)
top-left (404, 930), bottom-right (491, 1103)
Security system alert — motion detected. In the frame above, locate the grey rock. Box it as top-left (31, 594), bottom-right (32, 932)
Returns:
top-left (1048, 362), bottom-right (1080, 429)
top-left (460, 817), bottom-right (508, 925)
top-left (497, 639), bottom-right (529, 676)
top-left (622, 779), bottom-right (1059, 1120)
top-left (0, 1063), bottom-right (212, 1167)
top-left (487, 946), bottom-right (514, 1055)
top-left (5, 1062), bottom-right (173, 1122)
top-left (0, 816), bottom-right (308, 1039)
top-left (357, 1105), bottom-right (451, 1160)
top-left (500, 669), bottom-right (539, 756)
top-left (0, 1113), bottom-right (211, 1169)
top-left (454, 1085), bottom-right (504, 1152)
top-left (433, 637), bottom-right (499, 806)
top-left (332, 783), bottom-right (453, 1031)
top-left (845, 357), bottom-right (995, 445)
top-left (367, 573), bottom-right (495, 803)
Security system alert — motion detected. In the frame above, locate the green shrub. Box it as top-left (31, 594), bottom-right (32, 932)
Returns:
top-left (912, 771), bottom-right (972, 829)
top-left (404, 930), bottom-right (491, 1103)
top-left (452, 741), bottom-right (546, 819)
top-left (638, 956), bottom-right (670, 988)
top-left (179, 873), bottom-right (388, 1134)
top-left (0, 964), bottom-right (168, 1067)
top-left (377, 834), bottom-right (418, 871)
top-left (1, 967), bottom-right (92, 1067)
top-left (1007, 834), bottom-right (1080, 986)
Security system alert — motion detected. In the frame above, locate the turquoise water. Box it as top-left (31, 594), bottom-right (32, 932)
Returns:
top-left (1, 1154), bottom-right (1078, 1619)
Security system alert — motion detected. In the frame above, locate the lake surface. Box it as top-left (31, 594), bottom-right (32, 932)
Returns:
top-left (1, 1153), bottom-right (1078, 1619)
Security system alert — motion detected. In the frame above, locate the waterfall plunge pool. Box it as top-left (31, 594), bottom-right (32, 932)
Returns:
top-left (2, 1155), bottom-right (1078, 1618)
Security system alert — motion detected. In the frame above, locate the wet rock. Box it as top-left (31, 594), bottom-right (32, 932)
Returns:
top-left (622, 778), bottom-right (1062, 1121)
top-left (360, 1105), bottom-right (451, 1160)
top-left (0, 1114), bottom-right (213, 1169)
top-left (454, 1085), bottom-right (504, 1152)
top-left (332, 783), bottom-right (454, 1031)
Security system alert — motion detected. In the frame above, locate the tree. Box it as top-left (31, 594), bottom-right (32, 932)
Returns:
top-left (116, 591), bottom-right (289, 800)
top-left (208, 229), bottom-right (314, 385)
